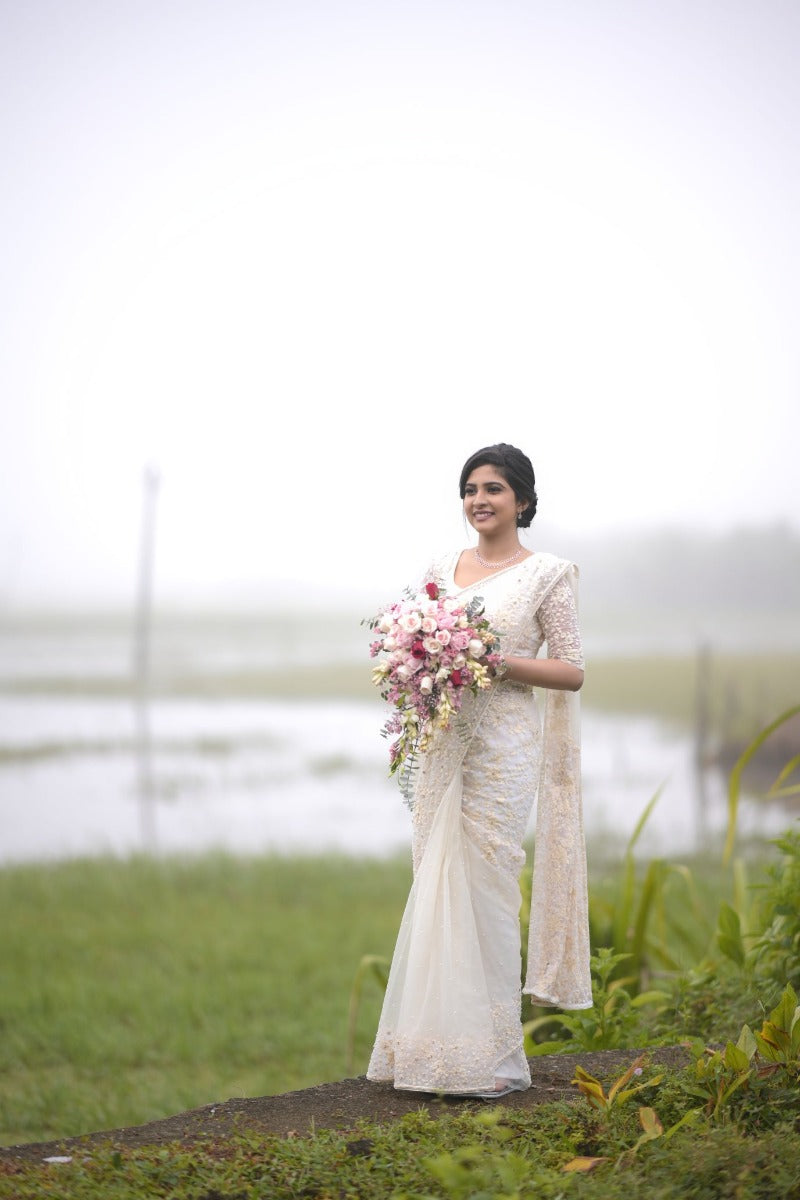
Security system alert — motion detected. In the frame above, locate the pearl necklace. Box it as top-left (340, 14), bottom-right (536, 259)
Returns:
top-left (474, 545), bottom-right (524, 569)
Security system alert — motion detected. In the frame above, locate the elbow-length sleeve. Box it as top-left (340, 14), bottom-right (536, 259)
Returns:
top-left (537, 572), bottom-right (584, 669)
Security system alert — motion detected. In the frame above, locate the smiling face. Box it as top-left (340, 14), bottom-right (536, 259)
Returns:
top-left (462, 464), bottom-right (522, 536)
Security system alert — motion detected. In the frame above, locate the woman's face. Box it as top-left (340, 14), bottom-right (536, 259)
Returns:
top-left (463, 465), bottom-right (521, 535)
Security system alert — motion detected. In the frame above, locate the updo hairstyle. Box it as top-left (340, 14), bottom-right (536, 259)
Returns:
top-left (458, 443), bottom-right (538, 528)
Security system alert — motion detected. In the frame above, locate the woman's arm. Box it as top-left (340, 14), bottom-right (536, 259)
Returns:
top-left (502, 569), bottom-right (585, 691)
top-left (502, 655), bottom-right (584, 691)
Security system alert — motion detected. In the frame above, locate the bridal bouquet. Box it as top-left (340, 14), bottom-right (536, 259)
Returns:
top-left (367, 581), bottom-right (504, 779)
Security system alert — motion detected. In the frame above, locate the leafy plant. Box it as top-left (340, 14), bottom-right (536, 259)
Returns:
top-left (684, 1027), bottom-right (758, 1121)
top-left (751, 982), bottom-right (800, 1073)
top-left (524, 948), bottom-right (671, 1054)
top-left (570, 1052), bottom-right (663, 1113)
top-left (678, 983), bottom-right (800, 1128)
top-left (750, 829), bottom-right (800, 991)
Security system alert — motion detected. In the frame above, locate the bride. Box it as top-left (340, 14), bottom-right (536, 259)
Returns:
top-left (367, 442), bottom-right (592, 1098)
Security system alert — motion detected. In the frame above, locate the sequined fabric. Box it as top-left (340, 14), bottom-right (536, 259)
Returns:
top-left (366, 551), bottom-right (592, 1096)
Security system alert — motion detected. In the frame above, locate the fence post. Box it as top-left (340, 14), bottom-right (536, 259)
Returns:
top-left (133, 464), bottom-right (160, 853)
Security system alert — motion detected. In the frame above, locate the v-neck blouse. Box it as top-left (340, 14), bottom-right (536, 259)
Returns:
top-left (436, 548), bottom-right (583, 669)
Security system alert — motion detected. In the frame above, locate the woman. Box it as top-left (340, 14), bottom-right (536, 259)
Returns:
top-left (367, 443), bottom-right (592, 1098)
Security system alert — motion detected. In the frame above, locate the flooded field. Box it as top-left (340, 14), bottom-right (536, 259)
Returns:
top-left (0, 611), bottom-right (796, 864)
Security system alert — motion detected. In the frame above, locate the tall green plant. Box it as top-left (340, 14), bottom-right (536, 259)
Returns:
top-left (588, 787), bottom-right (704, 987)
top-left (346, 954), bottom-right (389, 1074)
top-left (723, 704), bottom-right (800, 865)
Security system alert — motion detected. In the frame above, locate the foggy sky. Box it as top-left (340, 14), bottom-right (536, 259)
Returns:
top-left (1, 0), bottom-right (798, 606)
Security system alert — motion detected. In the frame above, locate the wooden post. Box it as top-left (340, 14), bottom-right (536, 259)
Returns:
top-left (133, 464), bottom-right (160, 853)
top-left (693, 641), bottom-right (711, 850)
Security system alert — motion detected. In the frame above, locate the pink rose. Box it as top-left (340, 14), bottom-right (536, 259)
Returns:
top-left (450, 631), bottom-right (470, 651)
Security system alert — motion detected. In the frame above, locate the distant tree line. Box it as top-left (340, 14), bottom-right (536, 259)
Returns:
top-left (548, 523), bottom-right (800, 619)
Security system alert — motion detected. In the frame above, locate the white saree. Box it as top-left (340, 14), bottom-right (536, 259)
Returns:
top-left (367, 550), bottom-right (592, 1095)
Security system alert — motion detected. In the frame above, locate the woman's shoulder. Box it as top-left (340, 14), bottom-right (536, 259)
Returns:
top-left (522, 553), bottom-right (580, 604)
top-left (419, 548), bottom-right (461, 586)
top-left (526, 550), bottom-right (577, 575)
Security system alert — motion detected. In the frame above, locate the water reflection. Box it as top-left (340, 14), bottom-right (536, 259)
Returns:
top-left (0, 695), bottom-right (793, 865)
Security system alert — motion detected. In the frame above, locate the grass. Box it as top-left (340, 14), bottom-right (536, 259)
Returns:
top-left (0, 842), bottom-right (780, 1149)
top-left (3, 1088), bottom-right (800, 1199)
top-left (3, 842), bottom-right (800, 1198)
top-left (0, 853), bottom-right (411, 1147)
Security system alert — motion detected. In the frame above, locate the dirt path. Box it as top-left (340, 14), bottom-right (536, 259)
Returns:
top-left (0, 1046), bottom-right (691, 1165)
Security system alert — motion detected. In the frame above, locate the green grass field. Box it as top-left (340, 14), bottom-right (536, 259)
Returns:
top-left (0, 854), bottom-right (412, 1147)
top-left (4, 838), bottom-right (800, 1200)
top-left (0, 842), bottom-right (779, 1149)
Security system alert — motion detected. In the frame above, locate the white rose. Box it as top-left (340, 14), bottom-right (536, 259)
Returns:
top-left (419, 675), bottom-right (434, 694)
top-left (383, 635), bottom-right (397, 651)
top-left (452, 654), bottom-right (466, 669)
top-left (378, 612), bottom-right (394, 633)
top-left (396, 664), bottom-right (413, 681)
top-left (435, 666), bottom-right (450, 682)
top-left (436, 628), bottom-right (451, 646)
top-left (398, 612), bottom-right (423, 634)
top-left (468, 638), bottom-right (485, 658)
top-left (422, 636), bottom-right (442, 655)
top-left (420, 616), bottom-right (437, 634)
top-left (458, 615), bottom-right (470, 628)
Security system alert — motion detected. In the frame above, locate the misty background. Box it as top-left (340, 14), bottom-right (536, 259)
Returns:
top-left (1, 1), bottom-right (798, 865)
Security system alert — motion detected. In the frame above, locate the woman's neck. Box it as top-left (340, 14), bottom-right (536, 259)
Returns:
top-left (476, 534), bottom-right (522, 560)
top-left (474, 536), bottom-right (524, 566)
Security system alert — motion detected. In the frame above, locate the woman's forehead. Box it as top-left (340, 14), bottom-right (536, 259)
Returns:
top-left (466, 464), bottom-right (508, 485)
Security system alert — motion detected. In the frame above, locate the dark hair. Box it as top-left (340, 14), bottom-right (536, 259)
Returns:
top-left (458, 443), bottom-right (538, 528)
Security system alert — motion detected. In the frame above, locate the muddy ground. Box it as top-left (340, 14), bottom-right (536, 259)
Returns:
top-left (0, 1045), bottom-right (692, 1166)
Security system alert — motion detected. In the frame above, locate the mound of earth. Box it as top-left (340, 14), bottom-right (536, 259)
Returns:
top-left (0, 1045), bottom-right (691, 1166)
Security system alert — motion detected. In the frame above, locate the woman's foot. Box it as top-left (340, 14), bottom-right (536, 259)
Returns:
top-left (474, 1077), bottom-right (521, 1100)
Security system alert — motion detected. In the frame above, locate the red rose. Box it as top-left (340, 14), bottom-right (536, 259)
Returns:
top-left (450, 668), bottom-right (464, 687)
top-left (425, 581), bottom-right (439, 600)
top-left (411, 640), bottom-right (426, 659)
